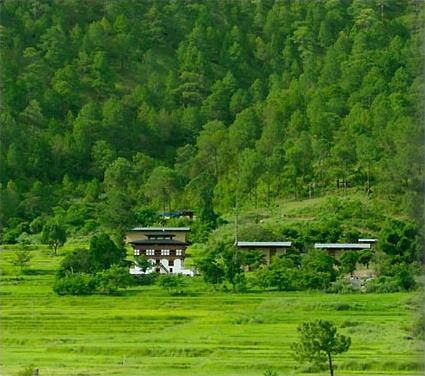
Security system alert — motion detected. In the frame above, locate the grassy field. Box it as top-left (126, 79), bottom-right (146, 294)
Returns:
top-left (0, 245), bottom-right (423, 376)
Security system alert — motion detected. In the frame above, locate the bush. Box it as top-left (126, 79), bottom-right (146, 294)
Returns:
top-left (57, 248), bottom-right (92, 277)
top-left (94, 265), bottom-right (133, 295)
top-left (299, 250), bottom-right (337, 289)
top-left (393, 263), bottom-right (417, 291)
top-left (133, 273), bottom-right (157, 286)
top-left (157, 274), bottom-right (187, 295)
top-left (82, 219), bottom-right (98, 234)
top-left (53, 273), bottom-right (96, 295)
top-left (261, 256), bottom-right (299, 291)
top-left (364, 276), bottom-right (401, 293)
top-left (327, 277), bottom-right (359, 294)
top-left (17, 365), bottom-right (36, 376)
top-left (1, 219), bottom-right (27, 244)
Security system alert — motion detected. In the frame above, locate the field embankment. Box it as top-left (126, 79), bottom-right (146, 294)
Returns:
top-left (0, 246), bottom-right (423, 376)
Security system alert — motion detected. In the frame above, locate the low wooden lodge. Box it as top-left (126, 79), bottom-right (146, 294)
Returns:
top-left (235, 241), bottom-right (292, 264)
top-left (126, 227), bottom-right (194, 276)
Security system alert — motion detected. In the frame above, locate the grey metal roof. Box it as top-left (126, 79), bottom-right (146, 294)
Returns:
top-left (146, 232), bottom-right (176, 237)
top-left (314, 243), bottom-right (371, 249)
top-left (236, 241), bottom-right (292, 248)
top-left (129, 239), bottom-right (187, 245)
top-left (358, 238), bottom-right (377, 243)
top-left (129, 227), bottom-right (191, 232)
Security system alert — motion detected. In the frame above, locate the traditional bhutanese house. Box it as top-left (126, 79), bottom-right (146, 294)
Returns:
top-left (235, 241), bottom-right (292, 264)
top-left (126, 227), bottom-right (194, 276)
top-left (314, 243), bottom-right (371, 257)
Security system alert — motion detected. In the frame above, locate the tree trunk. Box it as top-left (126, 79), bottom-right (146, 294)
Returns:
top-left (328, 352), bottom-right (334, 376)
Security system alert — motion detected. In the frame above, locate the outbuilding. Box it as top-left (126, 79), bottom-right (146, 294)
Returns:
top-left (235, 241), bottom-right (292, 264)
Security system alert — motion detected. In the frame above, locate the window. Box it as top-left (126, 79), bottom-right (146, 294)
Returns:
top-left (146, 249), bottom-right (155, 256)
top-left (134, 249), bottom-right (140, 256)
top-left (169, 260), bottom-right (174, 266)
top-left (176, 249), bottom-right (182, 256)
top-left (161, 249), bottom-right (170, 256)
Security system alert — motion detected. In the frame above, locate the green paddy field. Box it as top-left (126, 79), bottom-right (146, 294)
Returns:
top-left (0, 246), bottom-right (423, 376)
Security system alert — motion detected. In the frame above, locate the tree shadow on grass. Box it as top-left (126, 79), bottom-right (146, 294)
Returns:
top-left (23, 269), bottom-right (55, 276)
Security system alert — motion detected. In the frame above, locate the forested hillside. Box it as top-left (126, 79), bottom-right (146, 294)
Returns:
top-left (1, 0), bottom-right (424, 242)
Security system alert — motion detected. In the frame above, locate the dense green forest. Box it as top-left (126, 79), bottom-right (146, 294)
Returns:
top-left (1, 0), bottom-right (424, 242)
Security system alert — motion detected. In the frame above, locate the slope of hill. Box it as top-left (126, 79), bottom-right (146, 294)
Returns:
top-left (0, 0), bottom-right (423, 244)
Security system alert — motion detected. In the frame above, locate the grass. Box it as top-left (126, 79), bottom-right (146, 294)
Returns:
top-left (0, 244), bottom-right (423, 376)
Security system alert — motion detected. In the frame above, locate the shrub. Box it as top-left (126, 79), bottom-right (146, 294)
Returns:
top-left (53, 273), bottom-right (96, 295)
top-left (17, 365), bottom-right (36, 376)
top-left (11, 249), bottom-right (32, 274)
top-left (263, 370), bottom-right (279, 376)
top-left (393, 263), bottom-right (417, 291)
top-left (378, 219), bottom-right (421, 262)
top-left (364, 276), bottom-right (401, 293)
top-left (133, 273), bottom-right (157, 286)
top-left (327, 277), bottom-right (358, 294)
top-left (94, 265), bottom-right (133, 295)
top-left (157, 274), bottom-right (186, 295)
top-left (1, 219), bottom-right (27, 244)
top-left (57, 248), bottom-right (92, 278)
top-left (263, 256), bottom-right (299, 291)
top-left (299, 250), bottom-right (337, 290)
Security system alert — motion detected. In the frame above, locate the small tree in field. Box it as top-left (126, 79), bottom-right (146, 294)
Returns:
top-left (41, 223), bottom-right (67, 255)
top-left (292, 320), bottom-right (351, 376)
top-left (11, 249), bottom-right (32, 273)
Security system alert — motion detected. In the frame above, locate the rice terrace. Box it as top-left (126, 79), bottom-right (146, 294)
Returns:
top-left (1, 0), bottom-right (425, 375)
top-left (0, 242), bottom-right (423, 376)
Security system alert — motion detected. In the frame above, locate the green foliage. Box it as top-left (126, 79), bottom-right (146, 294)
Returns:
top-left (358, 249), bottom-right (373, 268)
top-left (293, 320), bottom-right (351, 376)
top-left (16, 365), bottom-right (36, 376)
top-left (41, 223), bottom-right (67, 255)
top-left (53, 272), bottom-right (96, 295)
top-left (238, 224), bottom-right (277, 242)
top-left (241, 250), bottom-right (266, 271)
top-left (378, 219), bottom-right (421, 262)
top-left (157, 274), bottom-right (186, 295)
top-left (300, 250), bottom-right (337, 290)
top-left (258, 255), bottom-right (299, 291)
top-left (134, 208), bottom-right (160, 226)
top-left (263, 370), bottom-right (279, 376)
top-left (365, 262), bottom-right (417, 292)
top-left (11, 249), bottom-right (32, 274)
top-left (94, 265), bottom-right (133, 295)
top-left (340, 251), bottom-right (359, 276)
top-left (0, 0), bottom-right (422, 244)
top-left (135, 255), bottom-right (153, 273)
top-left (195, 244), bottom-right (226, 288)
top-left (57, 248), bottom-right (92, 277)
top-left (89, 233), bottom-right (126, 272)
top-left (327, 277), bottom-right (359, 294)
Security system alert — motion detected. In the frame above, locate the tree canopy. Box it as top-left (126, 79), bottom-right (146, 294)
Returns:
top-left (1, 0), bottom-right (423, 242)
